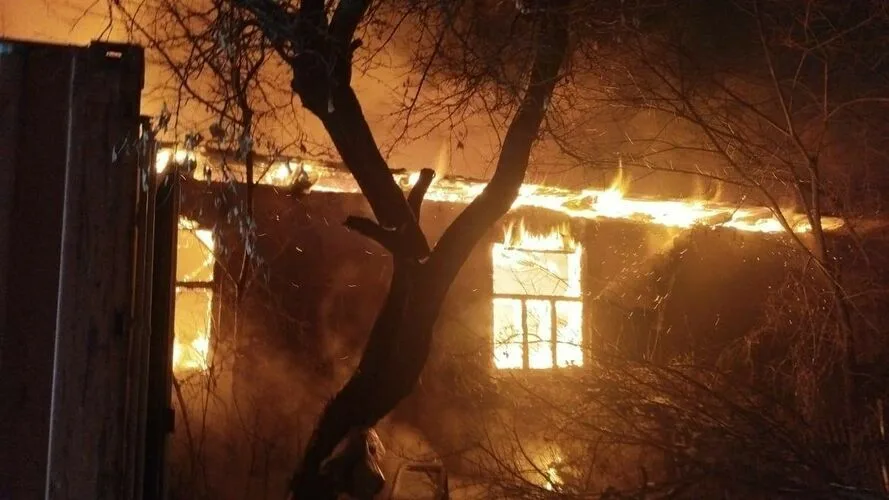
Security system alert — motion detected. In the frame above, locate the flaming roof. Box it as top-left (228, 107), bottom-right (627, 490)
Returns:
top-left (156, 145), bottom-right (845, 234)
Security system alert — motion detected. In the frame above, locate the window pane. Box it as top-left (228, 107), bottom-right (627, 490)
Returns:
top-left (555, 301), bottom-right (583, 367)
top-left (176, 220), bottom-right (215, 282)
top-left (173, 287), bottom-right (213, 372)
top-left (492, 244), bottom-right (581, 297)
top-left (526, 300), bottom-right (553, 369)
top-left (493, 298), bottom-right (523, 369)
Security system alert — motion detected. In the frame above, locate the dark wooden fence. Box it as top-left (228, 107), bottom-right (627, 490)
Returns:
top-left (0, 38), bottom-right (176, 500)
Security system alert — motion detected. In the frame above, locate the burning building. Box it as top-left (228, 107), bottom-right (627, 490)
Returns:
top-left (3, 24), bottom-right (884, 496)
top-left (155, 144), bottom-right (853, 495)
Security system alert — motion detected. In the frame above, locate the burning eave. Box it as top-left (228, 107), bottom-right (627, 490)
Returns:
top-left (156, 144), bottom-right (846, 235)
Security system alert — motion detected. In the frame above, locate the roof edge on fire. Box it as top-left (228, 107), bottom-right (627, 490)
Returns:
top-left (155, 142), bottom-right (859, 236)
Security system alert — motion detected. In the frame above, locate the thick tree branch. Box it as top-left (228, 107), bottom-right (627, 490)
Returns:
top-left (231, 0), bottom-right (298, 61)
top-left (343, 216), bottom-right (400, 253)
top-left (237, 0), bottom-right (421, 244)
top-left (299, 0), bottom-right (326, 29)
top-left (329, 0), bottom-right (370, 48)
top-left (427, 0), bottom-right (571, 289)
top-left (407, 168), bottom-right (435, 218)
top-left (317, 88), bottom-right (417, 224)
top-left (231, 0), bottom-right (430, 271)
top-left (234, 0), bottom-right (425, 249)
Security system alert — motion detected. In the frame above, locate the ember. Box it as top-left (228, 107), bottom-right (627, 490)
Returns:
top-left (545, 457), bottom-right (563, 492)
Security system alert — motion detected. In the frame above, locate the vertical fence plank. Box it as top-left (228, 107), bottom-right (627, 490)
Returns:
top-left (0, 42), bottom-right (76, 499)
top-left (143, 169), bottom-right (179, 500)
top-left (0, 40), bottom-right (23, 357)
top-left (44, 42), bottom-right (146, 500)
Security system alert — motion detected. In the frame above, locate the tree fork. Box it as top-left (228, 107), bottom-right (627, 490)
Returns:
top-left (279, 1), bottom-right (571, 498)
top-left (292, 174), bottom-right (433, 497)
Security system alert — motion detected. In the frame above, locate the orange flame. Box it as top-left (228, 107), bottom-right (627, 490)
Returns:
top-left (156, 147), bottom-right (844, 234)
top-left (501, 219), bottom-right (577, 251)
top-left (173, 217), bottom-right (214, 374)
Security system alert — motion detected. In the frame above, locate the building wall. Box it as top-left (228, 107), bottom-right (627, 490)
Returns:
top-left (174, 179), bottom-right (799, 493)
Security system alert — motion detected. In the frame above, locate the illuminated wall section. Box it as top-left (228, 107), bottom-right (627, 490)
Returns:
top-left (173, 218), bottom-right (215, 373)
top-left (491, 221), bottom-right (584, 369)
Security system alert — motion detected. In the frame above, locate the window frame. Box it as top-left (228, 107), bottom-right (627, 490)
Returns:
top-left (491, 243), bottom-right (584, 370)
top-left (172, 218), bottom-right (217, 373)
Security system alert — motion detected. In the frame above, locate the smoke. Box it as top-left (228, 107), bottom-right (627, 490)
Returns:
top-left (433, 137), bottom-right (451, 183)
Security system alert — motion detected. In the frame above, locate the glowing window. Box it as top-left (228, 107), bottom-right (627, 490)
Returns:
top-left (492, 221), bottom-right (583, 369)
top-left (173, 217), bottom-right (214, 373)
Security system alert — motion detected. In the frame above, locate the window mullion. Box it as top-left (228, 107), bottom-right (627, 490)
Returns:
top-left (551, 298), bottom-right (558, 368)
top-left (521, 299), bottom-right (529, 369)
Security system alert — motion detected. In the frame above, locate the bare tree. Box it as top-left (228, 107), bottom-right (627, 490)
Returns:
top-left (547, 0), bottom-right (889, 406)
top-left (113, 0), bottom-right (573, 497)
top-left (454, 357), bottom-right (889, 499)
top-left (526, 1), bottom-right (889, 495)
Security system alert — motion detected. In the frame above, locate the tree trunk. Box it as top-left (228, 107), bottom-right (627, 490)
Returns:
top-left (286, 3), bottom-right (571, 497)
